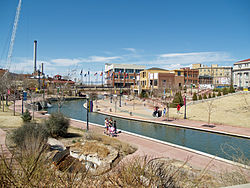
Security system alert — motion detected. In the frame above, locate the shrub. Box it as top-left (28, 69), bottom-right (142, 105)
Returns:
top-left (139, 91), bottom-right (148, 98)
top-left (170, 92), bottom-right (184, 108)
top-left (21, 109), bottom-right (32, 122)
top-left (192, 92), bottom-right (197, 101)
top-left (12, 123), bottom-right (48, 149)
top-left (222, 87), bottom-right (229, 95)
top-left (203, 94), bottom-right (207, 99)
top-left (198, 95), bottom-right (202, 100)
top-left (208, 93), bottom-right (212, 98)
top-left (217, 91), bottom-right (221, 97)
top-left (229, 85), bottom-right (235, 93)
top-left (212, 92), bottom-right (216, 98)
top-left (45, 112), bottom-right (70, 138)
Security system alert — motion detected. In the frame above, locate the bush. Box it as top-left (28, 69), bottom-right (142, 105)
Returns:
top-left (198, 95), bottom-right (202, 100)
top-left (208, 93), bottom-right (212, 98)
top-left (139, 91), bottom-right (148, 98)
top-left (222, 87), bottom-right (229, 95)
top-left (229, 85), bottom-right (235, 93)
top-left (170, 92), bottom-right (184, 108)
top-left (212, 92), bottom-right (216, 98)
top-left (12, 123), bottom-right (48, 149)
top-left (217, 91), bottom-right (221, 97)
top-left (45, 112), bottom-right (70, 138)
top-left (203, 94), bottom-right (207, 99)
top-left (21, 109), bottom-right (32, 122)
top-left (192, 92), bottom-right (197, 101)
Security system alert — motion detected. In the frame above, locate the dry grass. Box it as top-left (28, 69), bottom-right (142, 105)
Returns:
top-left (178, 92), bottom-right (250, 127)
top-left (84, 132), bottom-right (137, 155)
top-left (73, 141), bottom-right (110, 159)
top-left (0, 102), bottom-right (22, 128)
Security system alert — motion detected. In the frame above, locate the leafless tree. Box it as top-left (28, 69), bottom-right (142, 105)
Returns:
top-left (206, 100), bottom-right (214, 125)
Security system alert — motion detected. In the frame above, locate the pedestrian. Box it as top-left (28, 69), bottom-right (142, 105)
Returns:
top-left (163, 107), bottom-right (166, 117)
top-left (177, 104), bottom-right (181, 114)
top-left (113, 120), bottom-right (117, 134)
top-left (104, 117), bottom-right (109, 134)
top-left (109, 117), bottom-right (113, 127)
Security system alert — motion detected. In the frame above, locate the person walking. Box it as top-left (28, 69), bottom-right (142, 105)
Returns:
top-left (177, 104), bottom-right (181, 114)
top-left (113, 120), bottom-right (117, 134)
top-left (163, 107), bottom-right (166, 117)
top-left (104, 117), bottom-right (109, 134)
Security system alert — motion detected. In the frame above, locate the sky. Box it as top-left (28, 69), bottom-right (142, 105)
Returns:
top-left (0, 0), bottom-right (250, 81)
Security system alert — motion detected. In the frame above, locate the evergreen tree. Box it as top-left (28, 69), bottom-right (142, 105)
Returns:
top-left (222, 87), bottom-right (228, 95)
top-left (217, 90), bottom-right (221, 97)
top-left (21, 109), bottom-right (32, 122)
top-left (208, 93), bottom-right (212, 98)
top-left (229, 84), bottom-right (235, 93)
top-left (203, 94), bottom-right (207, 99)
top-left (212, 92), bottom-right (216, 98)
top-left (171, 92), bottom-right (184, 107)
top-left (192, 92), bottom-right (197, 101)
top-left (199, 94), bottom-right (202, 100)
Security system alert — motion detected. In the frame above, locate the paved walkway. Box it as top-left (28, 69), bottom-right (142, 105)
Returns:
top-left (2, 99), bottom-right (250, 177)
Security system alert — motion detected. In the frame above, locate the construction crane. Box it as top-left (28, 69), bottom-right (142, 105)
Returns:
top-left (5, 0), bottom-right (22, 74)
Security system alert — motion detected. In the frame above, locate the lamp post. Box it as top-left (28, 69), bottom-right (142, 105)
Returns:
top-left (119, 87), bottom-right (122, 107)
top-left (184, 87), bottom-right (187, 119)
top-left (86, 95), bottom-right (89, 131)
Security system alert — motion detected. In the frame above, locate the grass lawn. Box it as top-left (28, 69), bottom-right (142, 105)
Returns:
top-left (178, 92), bottom-right (250, 127)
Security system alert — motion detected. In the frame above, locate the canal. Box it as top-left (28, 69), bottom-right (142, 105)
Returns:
top-left (47, 99), bottom-right (250, 162)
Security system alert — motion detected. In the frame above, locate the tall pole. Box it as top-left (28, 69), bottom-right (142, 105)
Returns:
top-left (33, 40), bottom-right (37, 74)
top-left (21, 94), bottom-right (23, 114)
top-left (86, 98), bottom-right (89, 131)
top-left (184, 92), bottom-right (187, 119)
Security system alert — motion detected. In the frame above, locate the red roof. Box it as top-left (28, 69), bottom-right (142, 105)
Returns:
top-left (237, 58), bottom-right (250, 63)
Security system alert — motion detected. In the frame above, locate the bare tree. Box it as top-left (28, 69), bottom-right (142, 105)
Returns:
top-left (206, 100), bottom-right (214, 125)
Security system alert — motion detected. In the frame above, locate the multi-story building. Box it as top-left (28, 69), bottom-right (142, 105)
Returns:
top-left (104, 63), bottom-right (145, 88)
top-left (134, 68), bottom-right (184, 95)
top-left (198, 64), bottom-right (232, 87)
top-left (233, 58), bottom-right (250, 89)
top-left (181, 67), bottom-right (199, 87)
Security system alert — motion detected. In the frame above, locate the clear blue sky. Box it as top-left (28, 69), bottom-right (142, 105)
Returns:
top-left (0, 0), bottom-right (249, 80)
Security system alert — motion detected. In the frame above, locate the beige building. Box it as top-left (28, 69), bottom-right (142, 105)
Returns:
top-left (233, 58), bottom-right (250, 89)
top-left (198, 64), bottom-right (232, 86)
top-left (133, 68), bottom-right (184, 95)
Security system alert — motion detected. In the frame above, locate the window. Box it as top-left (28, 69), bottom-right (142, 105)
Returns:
top-left (136, 69), bottom-right (143, 73)
top-left (130, 76), bottom-right (134, 79)
top-left (125, 69), bottom-right (134, 73)
top-left (178, 71), bottom-right (181, 76)
top-left (154, 80), bottom-right (158, 86)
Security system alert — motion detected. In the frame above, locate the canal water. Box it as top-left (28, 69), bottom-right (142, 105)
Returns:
top-left (47, 99), bottom-right (250, 162)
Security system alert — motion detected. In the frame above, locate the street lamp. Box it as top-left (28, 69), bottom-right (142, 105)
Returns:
top-left (86, 94), bottom-right (89, 131)
top-left (119, 87), bottom-right (122, 107)
top-left (184, 86), bottom-right (187, 119)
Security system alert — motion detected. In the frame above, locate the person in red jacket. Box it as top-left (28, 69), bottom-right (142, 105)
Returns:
top-left (177, 104), bottom-right (181, 114)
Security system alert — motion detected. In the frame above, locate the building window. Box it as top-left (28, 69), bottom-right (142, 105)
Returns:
top-left (125, 69), bottom-right (134, 73)
top-left (178, 71), bottom-right (181, 76)
top-left (154, 80), bottom-right (157, 86)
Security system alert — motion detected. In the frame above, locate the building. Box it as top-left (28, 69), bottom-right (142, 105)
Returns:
top-left (198, 64), bottom-right (232, 88)
top-left (233, 58), bottom-right (250, 89)
top-left (134, 68), bottom-right (184, 95)
top-left (181, 67), bottom-right (199, 87)
top-left (104, 63), bottom-right (146, 88)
